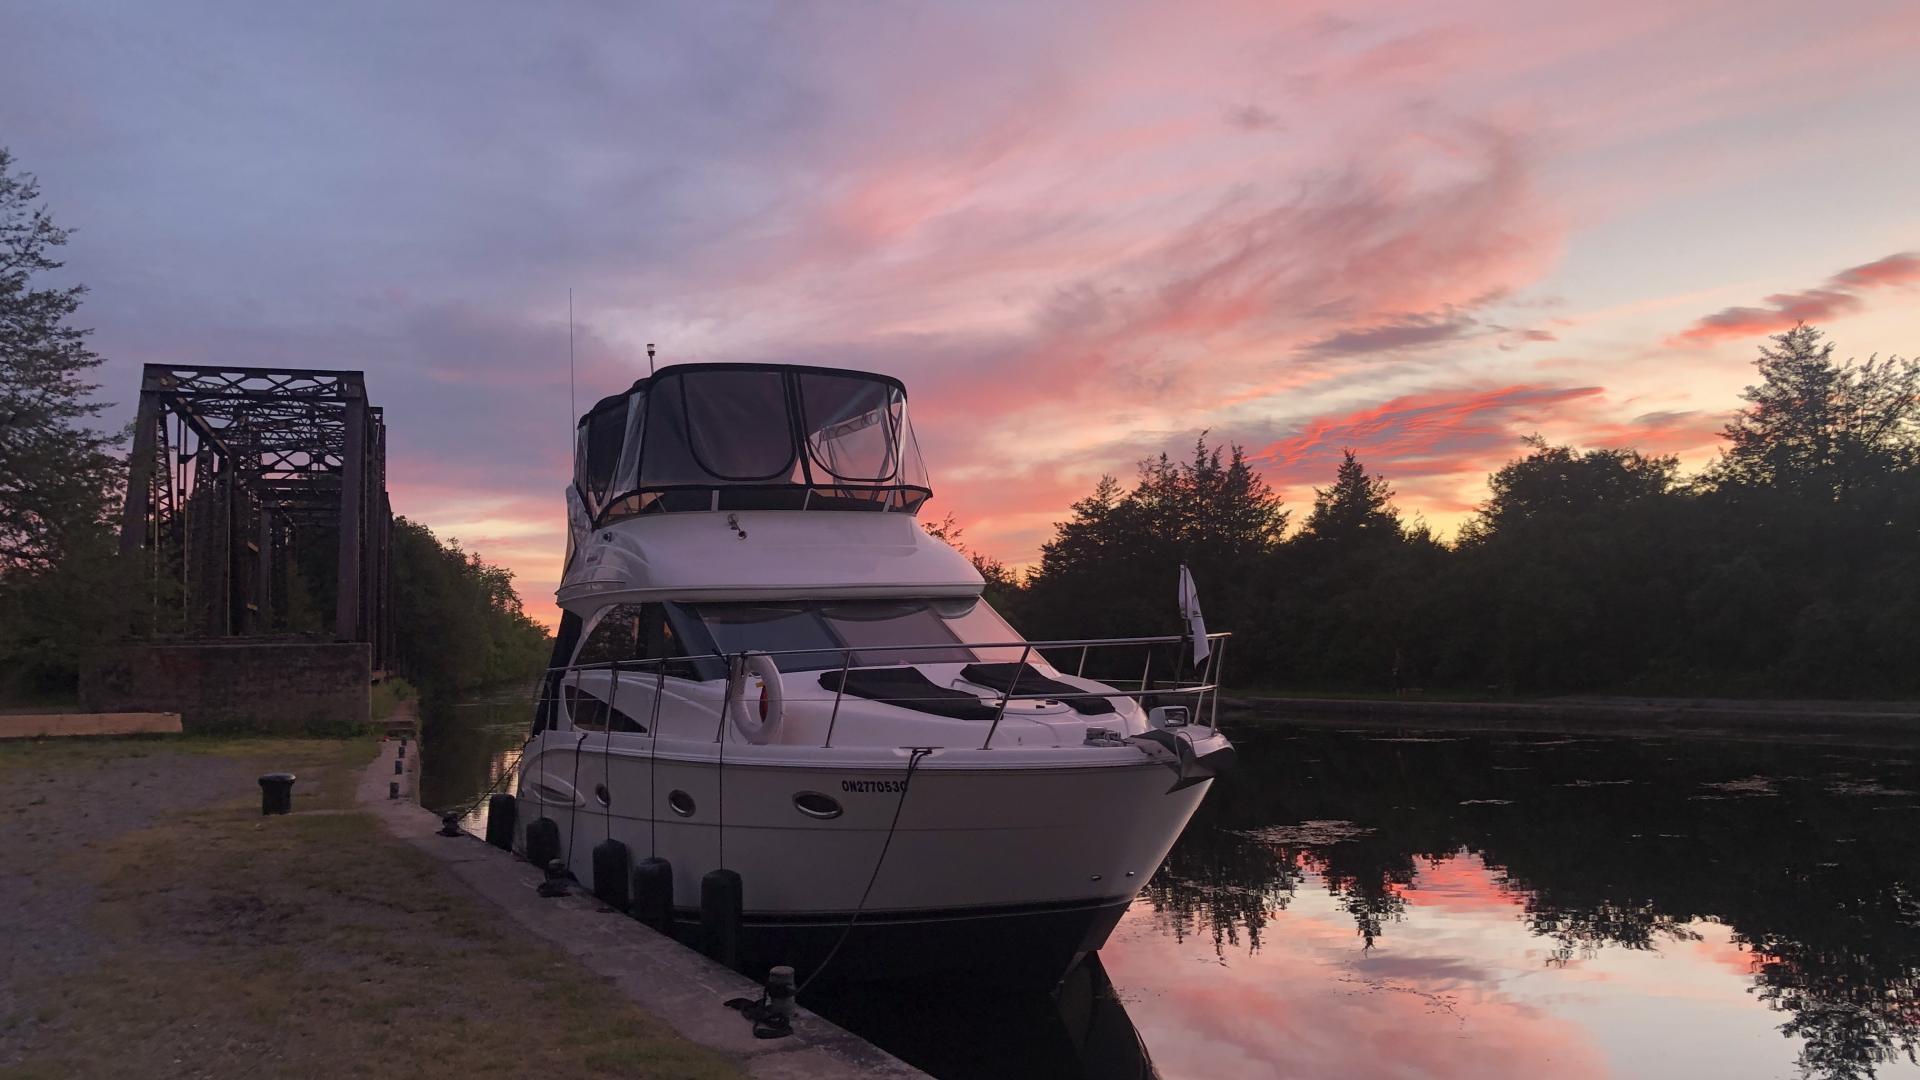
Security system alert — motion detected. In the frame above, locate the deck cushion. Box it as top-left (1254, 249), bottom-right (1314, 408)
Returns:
top-left (819, 667), bottom-right (999, 721)
top-left (958, 663), bottom-right (1117, 716)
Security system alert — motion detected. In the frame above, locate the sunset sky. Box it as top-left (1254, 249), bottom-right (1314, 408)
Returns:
top-left (6, 1), bottom-right (1919, 627)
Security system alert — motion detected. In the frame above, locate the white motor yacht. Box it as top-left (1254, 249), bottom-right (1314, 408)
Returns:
top-left (517, 363), bottom-right (1233, 983)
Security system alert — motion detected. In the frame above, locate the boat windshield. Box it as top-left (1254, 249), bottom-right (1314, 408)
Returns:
top-left (683, 596), bottom-right (1024, 676)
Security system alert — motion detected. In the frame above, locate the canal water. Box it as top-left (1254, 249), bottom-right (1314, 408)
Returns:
top-left (419, 694), bottom-right (1920, 1080)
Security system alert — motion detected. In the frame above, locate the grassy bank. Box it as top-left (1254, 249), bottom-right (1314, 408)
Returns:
top-left (371, 676), bottom-right (418, 723)
top-left (0, 735), bottom-right (738, 1080)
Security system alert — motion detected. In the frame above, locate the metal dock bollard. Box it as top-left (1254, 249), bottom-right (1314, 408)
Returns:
top-left (258, 772), bottom-right (297, 815)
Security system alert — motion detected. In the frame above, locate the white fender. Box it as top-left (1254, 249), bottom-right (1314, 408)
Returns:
top-left (726, 652), bottom-right (785, 744)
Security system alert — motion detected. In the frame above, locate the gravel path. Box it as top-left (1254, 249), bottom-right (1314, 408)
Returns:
top-left (0, 750), bottom-right (256, 1059)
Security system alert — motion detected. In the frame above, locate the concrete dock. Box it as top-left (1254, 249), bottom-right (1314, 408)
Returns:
top-left (364, 737), bottom-right (926, 1080)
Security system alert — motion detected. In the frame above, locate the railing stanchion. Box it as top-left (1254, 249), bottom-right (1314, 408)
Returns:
top-left (823, 650), bottom-right (853, 748)
top-left (1209, 636), bottom-right (1227, 730)
top-left (1076, 644), bottom-right (1089, 678)
top-left (981, 644), bottom-right (1030, 750)
top-left (1138, 646), bottom-right (1153, 694)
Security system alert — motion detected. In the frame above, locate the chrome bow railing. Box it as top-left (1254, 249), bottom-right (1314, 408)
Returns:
top-left (532, 632), bottom-right (1230, 750)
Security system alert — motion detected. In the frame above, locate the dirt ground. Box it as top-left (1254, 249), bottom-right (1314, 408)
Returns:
top-left (0, 736), bottom-right (740, 1080)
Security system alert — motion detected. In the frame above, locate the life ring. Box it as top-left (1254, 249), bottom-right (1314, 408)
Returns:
top-left (727, 652), bottom-right (785, 744)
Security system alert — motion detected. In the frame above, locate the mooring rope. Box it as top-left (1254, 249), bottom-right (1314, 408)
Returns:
top-left (604, 659), bottom-right (619, 847)
top-left (717, 653), bottom-right (740, 871)
top-left (797, 746), bottom-right (935, 995)
top-left (563, 698), bottom-right (589, 873)
top-left (647, 664), bottom-right (666, 858)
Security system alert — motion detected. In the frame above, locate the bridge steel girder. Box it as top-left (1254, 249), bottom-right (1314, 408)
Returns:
top-left (115, 364), bottom-right (390, 670)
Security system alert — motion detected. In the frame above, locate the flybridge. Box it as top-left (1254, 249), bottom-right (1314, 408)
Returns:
top-left (573, 363), bottom-right (933, 526)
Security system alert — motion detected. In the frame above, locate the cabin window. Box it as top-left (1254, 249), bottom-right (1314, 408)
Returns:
top-left (929, 597), bottom-right (1026, 661)
top-left (820, 600), bottom-right (973, 665)
top-left (694, 604), bottom-right (846, 672)
top-left (682, 369), bottom-right (797, 481)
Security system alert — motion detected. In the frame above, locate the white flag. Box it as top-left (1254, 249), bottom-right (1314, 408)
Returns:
top-left (1178, 564), bottom-right (1210, 666)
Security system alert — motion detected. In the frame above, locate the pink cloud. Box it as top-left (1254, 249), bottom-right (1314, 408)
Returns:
top-left (1669, 250), bottom-right (1920, 345)
top-left (1831, 251), bottom-right (1920, 288)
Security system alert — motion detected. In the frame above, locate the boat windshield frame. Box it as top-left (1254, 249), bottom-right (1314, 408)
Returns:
top-left (574, 364), bottom-right (933, 527)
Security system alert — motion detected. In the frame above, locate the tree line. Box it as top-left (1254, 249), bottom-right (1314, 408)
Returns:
top-left (974, 323), bottom-right (1920, 698)
top-left (0, 147), bottom-right (548, 703)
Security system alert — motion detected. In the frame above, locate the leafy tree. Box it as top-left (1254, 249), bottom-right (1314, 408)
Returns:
top-left (1450, 438), bottom-right (1692, 691)
top-left (387, 517), bottom-right (550, 696)
top-left (0, 148), bottom-right (131, 698)
top-left (1462, 436), bottom-right (1678, 541)
top-left (0, 147), bottom-right (119, 574)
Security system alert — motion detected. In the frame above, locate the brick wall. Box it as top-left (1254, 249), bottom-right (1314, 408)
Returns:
top-left (80, 640), bottom-right (371, 733)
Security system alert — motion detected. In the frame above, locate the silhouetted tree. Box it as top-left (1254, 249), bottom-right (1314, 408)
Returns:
top-left (921, 512), bottom-right (1023, 615)
top-left (1713, 324), bottom-right (1920, 502)
top-left (1299, 449), bottom-right (1402, 546)
top-left (1461, 436), bottom-right (1678, 541)
top-left (0, 147), bottom-right (119, 575)
top-left (1023, 438), bottom-right (1286, 661)
top-left (388, 517), bottom-right (550, 695)
top-left (0, 148), bottom-right (133, 698)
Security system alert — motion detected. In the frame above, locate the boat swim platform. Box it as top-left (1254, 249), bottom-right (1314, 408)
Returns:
top-left (361, 740), bottom-right (927, 1080)
top-left (0, 712), bottom-right (183, 739)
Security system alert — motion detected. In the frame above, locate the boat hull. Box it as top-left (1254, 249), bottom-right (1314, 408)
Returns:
top-left (514, 733), bottom-right (1213, 982)
top-left (670, 895), bottom-right (1134, 984)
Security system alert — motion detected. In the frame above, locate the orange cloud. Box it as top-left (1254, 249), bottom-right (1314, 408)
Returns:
top-left (1249, 384), bottom-right (1604, 491)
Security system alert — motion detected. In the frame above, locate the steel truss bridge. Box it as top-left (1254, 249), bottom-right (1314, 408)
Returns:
top-left (117, 365), bottom-right (391, 668)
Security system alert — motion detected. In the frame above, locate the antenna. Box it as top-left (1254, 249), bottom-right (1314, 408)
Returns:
top-left (647, 342), bottom-right (656, 375)
top-left (567, 289), bottom-right (576, 425)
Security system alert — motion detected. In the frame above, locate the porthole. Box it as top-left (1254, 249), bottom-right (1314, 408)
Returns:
top-left (793, 791), bottom-right (843, 820)
top-left (593, 783), bottom-right (610, 807)
top-left (667, 789), bottom-right (696, 817)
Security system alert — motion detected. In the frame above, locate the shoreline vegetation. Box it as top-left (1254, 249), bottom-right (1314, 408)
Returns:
top-left (1219, 691), bottom-right (1920, 745)
top-left (959, 324), bottom-right (1920, 703)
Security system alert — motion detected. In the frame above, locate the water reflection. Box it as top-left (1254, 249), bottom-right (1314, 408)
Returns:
top-left (418, 699), bottom-right (1920, 1080)
top-left (416, 690), bottom-right (529, 828)
top-left (806, 954), bottom-right (1157, 1080)
top-left (1133, 725), bottom-right (1920, 1080)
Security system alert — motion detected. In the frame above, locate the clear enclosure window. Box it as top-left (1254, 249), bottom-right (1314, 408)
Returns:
top-left (683, 369), bottom-right (796, 481)
top-left (798, 373), bottom-right (902, 482)
top-left (585, 406), bottom-right (626, 511)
